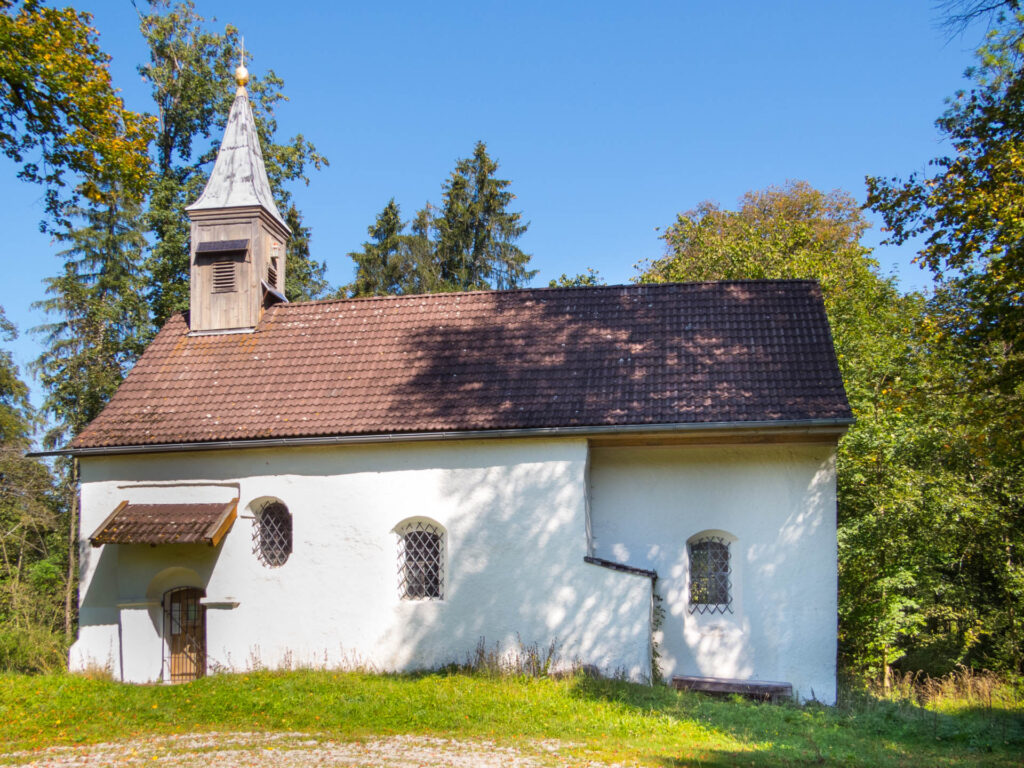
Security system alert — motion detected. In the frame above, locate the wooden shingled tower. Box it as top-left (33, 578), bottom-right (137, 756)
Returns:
top-left (184, 54), bottom-right (290, 333)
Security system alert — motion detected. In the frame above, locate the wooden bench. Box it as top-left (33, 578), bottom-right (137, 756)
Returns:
top-left (670, 675), bottom-right (793, 703)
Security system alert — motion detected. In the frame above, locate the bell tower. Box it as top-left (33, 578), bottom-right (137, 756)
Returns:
top-left (185, 52), bottom-right (290, 333)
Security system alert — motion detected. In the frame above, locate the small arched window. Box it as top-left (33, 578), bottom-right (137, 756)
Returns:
top-left (396, 519), bottom-right (444, 600)
top-left (253, 500), bottom-right (292, 567)
top-left (688, 535), bottom-right (732, 614)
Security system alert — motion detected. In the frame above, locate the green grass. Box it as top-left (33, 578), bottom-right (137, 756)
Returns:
top-left (0, 670), bottom-right (1022, 766)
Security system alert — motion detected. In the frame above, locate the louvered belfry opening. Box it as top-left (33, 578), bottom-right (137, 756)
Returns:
top-left (211, 260), bottom-right (236, 293)
top-left (689, 536), bottom-right (732, 614)
top-left (397, 521), bottom-right (444, 600)
top-left (196, 240), bottom-right (247, 297)
top-left (267, 255), bottom-right (279, 287)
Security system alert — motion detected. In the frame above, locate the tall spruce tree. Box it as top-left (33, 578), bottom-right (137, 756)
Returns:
top-left (404, 203), bottom-right (440, 293)
top-left (139, 0), bottom-right (329, 325)
top-left (349, 199), bottom-right (410, 296)
top-left (33, 192), bottom-right (150, 448)
top-left (434, 141), bottom-right (535, 291)
top-left (348, 145), bottom-right (535, 295)
top-left (282, 204), bottom-right (328, 302)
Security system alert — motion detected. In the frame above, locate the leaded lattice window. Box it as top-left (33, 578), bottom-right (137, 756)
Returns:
top-left (689, 536), bottom-right (732, 614)
top-left (397, 520), bottom-right (444, 600)
top-left (253, 501), bottom-right (292, 567)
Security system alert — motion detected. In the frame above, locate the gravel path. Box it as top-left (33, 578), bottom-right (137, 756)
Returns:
top-left (0, 732), bottom-right (620, 767)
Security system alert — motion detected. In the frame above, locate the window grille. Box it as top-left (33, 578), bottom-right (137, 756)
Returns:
top-left (689, 536), bottom-right (732, 614)
top-left (252, 501), bottom-right (292, 567)
top-left (397, 521), bottom-right (444, 600)
top-left (212, 260), bottom-right (237, 293)
top-left (267, 256), bottom-right (279, 287)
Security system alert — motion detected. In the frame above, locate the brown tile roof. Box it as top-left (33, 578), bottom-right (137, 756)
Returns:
top-left (70, 281), bottom-right (851, 450)
top-left (89, 500), bottom-right (238, 546)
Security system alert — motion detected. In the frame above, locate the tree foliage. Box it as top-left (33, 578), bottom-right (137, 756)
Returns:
top-left (349, 199), bottom-right (415, 297)
top-left (139, 0), bottom-right (329, 324)
top-left (548, 268), bottom-right (605, 287)
top-left (867, 16), bottom-right (1024, 393)
top-left (640, 181), bottom-right (1023, 679)
top-left (0, 309), bottom-right (63, 672)
top-left (867, 14), bottom-right (1024, 674)
top-left (11, 2), bottom-right (332, 670)
top-left (939, 0), bottom-right (1021, 37)
top-left (33, 191), bottom-right (149, 448)
top-left (0, 0), bottom-right (152, 228)
top-left (349, 143), bottom-right (535, 296)
top-left (434, 141), bottom-right (534, 291)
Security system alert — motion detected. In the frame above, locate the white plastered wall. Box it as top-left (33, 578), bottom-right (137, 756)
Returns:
top-left (70, 438), bottom-right (653, 683)
top-left (588, 442), bottom-right (838, 703)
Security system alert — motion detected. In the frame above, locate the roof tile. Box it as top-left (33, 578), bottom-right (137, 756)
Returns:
top-left (71, 281), bottom-right (850, 449)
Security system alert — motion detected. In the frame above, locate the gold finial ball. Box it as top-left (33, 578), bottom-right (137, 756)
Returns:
top-left (235, 64), bottom-right (250, 87)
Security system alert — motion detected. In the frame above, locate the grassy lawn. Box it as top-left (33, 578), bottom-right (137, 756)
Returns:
top-left (0, 670), bottom-right (1022, 766)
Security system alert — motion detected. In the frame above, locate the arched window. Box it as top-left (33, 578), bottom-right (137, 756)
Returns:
top-left (396, 519), bottom-right (445, 600)
top-left (252, 500), bottom-right (292, 567)
top-left (688, 535), bottom-right (732, 614)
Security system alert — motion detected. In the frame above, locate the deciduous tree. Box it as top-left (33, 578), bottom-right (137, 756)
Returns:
top-left (0, 0), bottom-right (152, 228)
top-left (0, 309), bottom-right (62, 671)
top-left (548, 268), bottom-right (604, 287)
top-left (867, 15), bottom-right (1024, 673)
top-left (639, 181), bottom-right (1023, 679)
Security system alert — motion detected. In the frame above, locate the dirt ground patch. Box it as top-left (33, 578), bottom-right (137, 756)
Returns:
top-left (0, 731), bottom-right (619, 767)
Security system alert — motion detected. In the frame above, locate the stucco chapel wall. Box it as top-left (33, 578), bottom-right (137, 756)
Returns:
top-left (588, 443), bottom-right (838, 703)
top-left (70, 438), bottom-right (652, 683)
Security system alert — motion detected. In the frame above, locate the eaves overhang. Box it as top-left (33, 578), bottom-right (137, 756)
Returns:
top-left (30, 417), bottom-right (855, 459)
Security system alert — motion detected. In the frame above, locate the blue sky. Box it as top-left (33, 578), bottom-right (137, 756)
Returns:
top-left (0, 1), bottom-right (991, 407)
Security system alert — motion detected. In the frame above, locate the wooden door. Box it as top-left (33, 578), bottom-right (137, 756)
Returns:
top-left (164, 587), bottom-right (206, 682)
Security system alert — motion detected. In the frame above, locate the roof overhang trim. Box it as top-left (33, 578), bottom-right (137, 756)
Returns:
top-left (40, 418), bottom-right (855, 458)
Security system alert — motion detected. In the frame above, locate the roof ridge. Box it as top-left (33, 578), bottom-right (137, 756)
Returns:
top-left (268, 279), bottom-right (823, 312)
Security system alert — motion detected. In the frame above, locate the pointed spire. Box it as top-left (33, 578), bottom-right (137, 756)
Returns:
top-left (185, 46), bottom-right (289, 231)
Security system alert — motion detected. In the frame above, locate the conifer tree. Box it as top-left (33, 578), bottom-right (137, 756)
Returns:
top-left (349, 199), bottom-right (409, 296)
top-left (348, 145), bottom-right (535, 295)
top-left (404, 203), bottom-right (441, 293)
top-left (283, 204), bottom-right (328, 302)
top-left (434, 141), bottom-right (535, 291)
top-left (34, 192), bottom-right (150, 448)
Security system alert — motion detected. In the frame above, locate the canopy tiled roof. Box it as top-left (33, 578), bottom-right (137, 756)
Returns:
top-left (70, 281), bottom-right (851, 451)
top-left (89, 500), bottom-right (238, 546)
